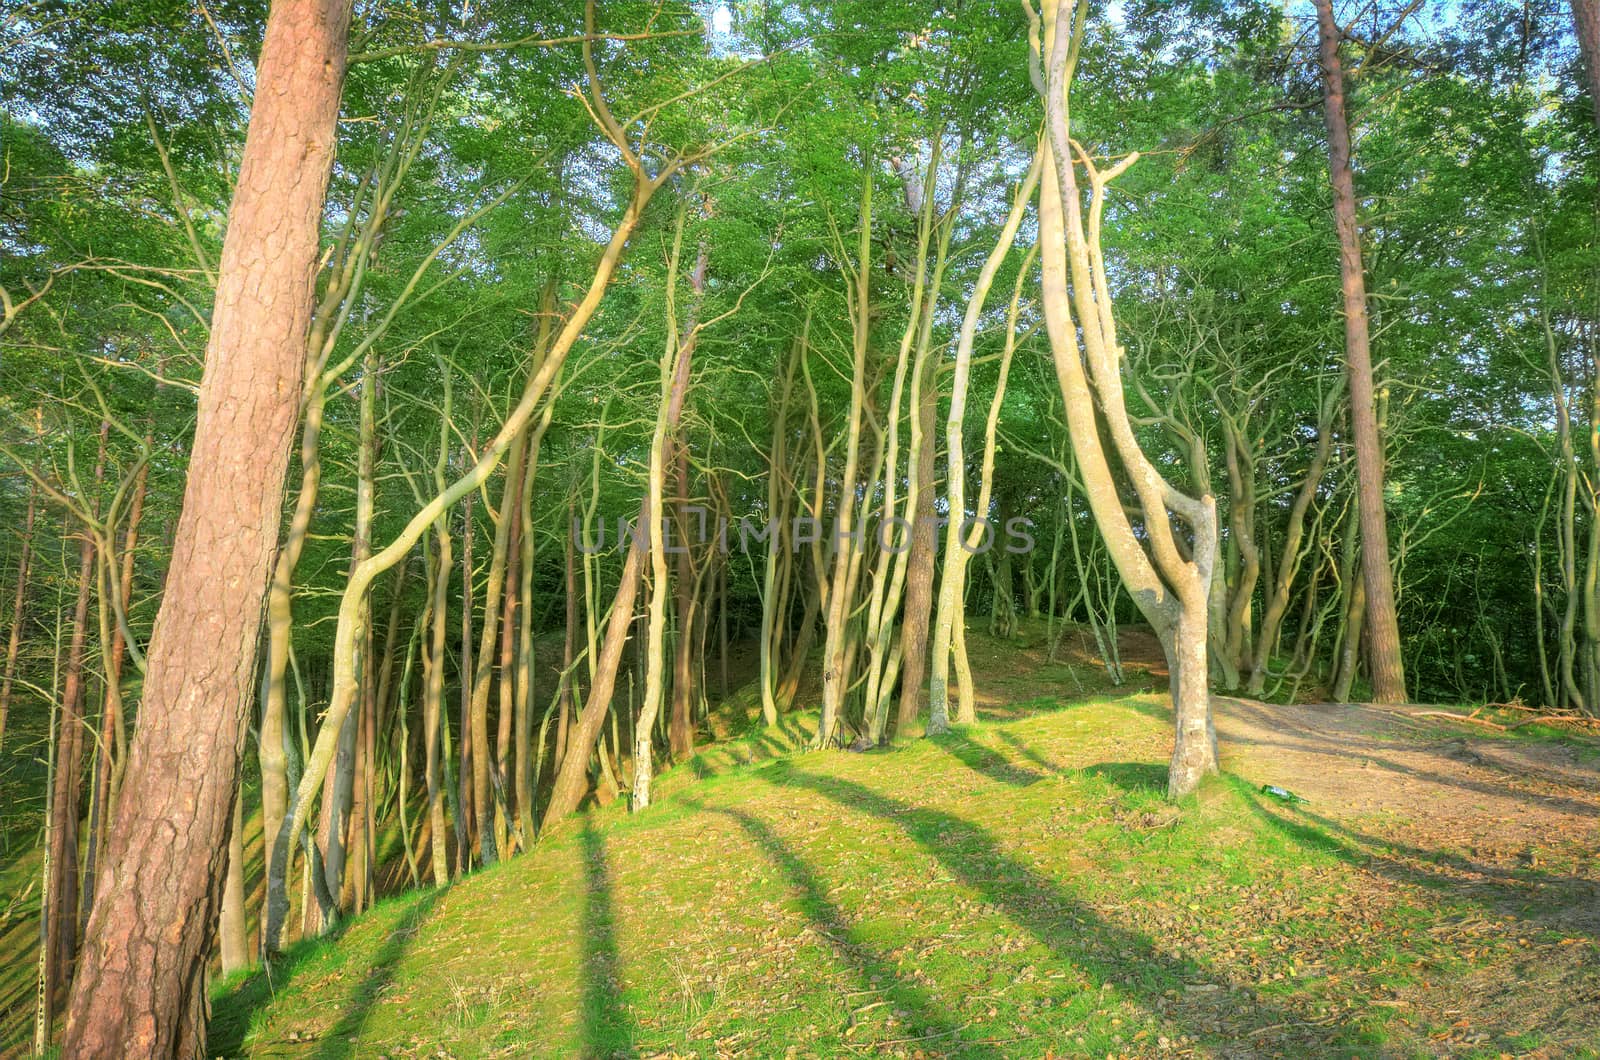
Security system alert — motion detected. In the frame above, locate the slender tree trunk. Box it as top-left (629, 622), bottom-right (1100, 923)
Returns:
top-left (218, 791), bottom-right (249, 976)
top-left (930, 164), bottom-right (1038, 730)
top-left (895, 359), bottom-right (939, 736)
top-left (45, 514), bottom-right (96, 1012)
top-left (634, 223), bottom-right (700, 810)
top-left (815, 175), bottom-right (874, 748)
top-left (457, 446), bottom-right (476, 867)
top-left (0, 484), bottom-right (37, 752)
top-left (1247, 387), bottom-right (1338, 694)
top-left (423, 515), bottom-right (453, 885)
top-left (466, 425), bottom-right (528, 867)
top-left (1332, 497), bottom-right (1367, 703)
top-left (83, 424), bottom-right (151, 932)
top-left (1313, 0), bottom-right (1406, 704)
top-left (757, 341), bottom-right (799, 726)
top-left (557, 496), bottom-right (579, 768)
top-left (63, 2), bottom-right (349, 1052)
top-left (495, 438), bottom-right (525, 855)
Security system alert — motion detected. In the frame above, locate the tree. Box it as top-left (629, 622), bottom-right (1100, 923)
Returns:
top-left (1312, 0), bottom-right (1408, 703)
top-left (1032, 0), bottom-right (1220, 798)
top-left (62, 1), bottom-right (351, 1053)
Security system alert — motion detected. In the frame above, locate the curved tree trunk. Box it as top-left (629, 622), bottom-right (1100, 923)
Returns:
top-left (1034, 0), bottom-right (1219, 799)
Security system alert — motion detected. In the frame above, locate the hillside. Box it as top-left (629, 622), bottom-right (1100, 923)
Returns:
top-left (210, 692), bottom-right (1600, 1058)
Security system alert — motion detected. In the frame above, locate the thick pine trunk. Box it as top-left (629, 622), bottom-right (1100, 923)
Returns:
top-left (62, 1), bottom-right (349, 1052)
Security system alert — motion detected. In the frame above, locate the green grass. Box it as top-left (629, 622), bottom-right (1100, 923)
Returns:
top-left (210, 698), bottom-right (1600, 1058)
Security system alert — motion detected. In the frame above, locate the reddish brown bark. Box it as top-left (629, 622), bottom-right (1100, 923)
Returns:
top-left (82, 446), bottom-right (153, 931)
top-left (667, 441), bottom-right (697, 761)
top-left (1313, 0), bottom-right (1407, 704)
top-left (1572, 0), bottom-right (1600, 132)
top-left (61, 1), bottom-right (350, 1054)
top-left (667, 244), bottom-right (708, 762)
top-left (895, 357), bottom-right (939, 734)
top-left (44, 512), bottom-right (97, 1012)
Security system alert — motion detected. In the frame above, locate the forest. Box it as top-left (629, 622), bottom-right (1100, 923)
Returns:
top-left (1, 0), bottom-right (1598, 1056)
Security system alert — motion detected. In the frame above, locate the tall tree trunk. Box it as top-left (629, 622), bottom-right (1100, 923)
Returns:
top-left (63, 1), bottom-right (349, 1052)
top-left (757, 339), bottom-right (799, 726)
top-left (1313, 0), bottom-right (1406, 704)
top-left (0, 483), bottom-right (37, 752)
top-left (81, 441), bottom-right (153, 932)
top-left (895, 358), bottom-right (939, 736)
top-left (457, 446), bottom-right (476, 868)
top-left (466, 424), bottom-right (529, 868)
top-left (423, 508), bottom-right (453, 885)
top-left (815, 175), bottom-right (874, 749)
top-left (667, 242), bottom-right (708, 762)
top-left (1570, 0), bottom-right (1600, 133)
top-left (633, 222), bottom-right (700, 810)
top-left (45, 508), bottom-right (97, 1014)
top-left (929, 162), bottom-right (1038, 731)
top-left (557, 495), bottom-right (579, 768)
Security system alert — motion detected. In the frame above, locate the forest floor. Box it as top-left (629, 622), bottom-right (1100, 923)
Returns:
top-left (202, 626), bottom-right (1600, 1060)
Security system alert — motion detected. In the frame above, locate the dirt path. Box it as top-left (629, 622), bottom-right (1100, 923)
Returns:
top-left (1215, 697), bottom-right (1599, 860)
top-left (1208, 696), bottom-right (1600, 1052)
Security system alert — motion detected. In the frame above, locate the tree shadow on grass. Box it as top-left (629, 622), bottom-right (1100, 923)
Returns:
top-left (765, 764), bottom-right (1385, 1055)
top-left (679, 798), bottom-right (973, 1052)
top-left (312, 888), bottom-right (446, 1059)
top-left (928, 734), bottom-right (1047, 788)
top-left (207, 885), bottom-right (447, 1059)
top-left (1082, 761), bottom-right (1169, 794)
top-left (994, 729), bottom-right (1061, 775)
top-left (578, 813), bottom-right (635, 1058)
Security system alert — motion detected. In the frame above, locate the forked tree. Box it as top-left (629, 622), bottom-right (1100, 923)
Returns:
top-left (1030, 0), bottom-right (1220, 798)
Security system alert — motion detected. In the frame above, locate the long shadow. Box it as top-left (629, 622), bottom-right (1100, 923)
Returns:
top-left (680, 799), bottom-right (976, 1052)
top-left (765, 766), bottom-right (1383, 1055)
top-left (1237, 781), bottom-right (1600, 938)
top-left (579, 813), bottom-right (635, 1058)
top-left (206, 886), bottom-right (446, 1058)
top-left (994, 729), bottom-right (1061, 776)
top-left (927, 734), bottom-right (1047, 788)
top-left (313, 888), bottom-right (447, 1058)
top-left (1083, 761), bottom-right (1168, 794)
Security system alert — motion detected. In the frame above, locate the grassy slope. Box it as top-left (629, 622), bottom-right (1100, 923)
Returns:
top-left (210, 695), bottom-right (1599, 1059)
